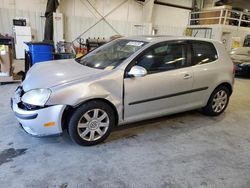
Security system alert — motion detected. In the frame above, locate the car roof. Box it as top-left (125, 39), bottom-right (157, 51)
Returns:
top-left (123, 35), bottom-right (220, 44)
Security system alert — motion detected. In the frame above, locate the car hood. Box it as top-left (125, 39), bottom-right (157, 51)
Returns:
top-left (22, 59), bottom-right (105, 91)
top-left (231, 54), bottom-right (250, 63)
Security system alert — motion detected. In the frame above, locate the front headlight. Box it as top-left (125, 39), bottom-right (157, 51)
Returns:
top-left (21, 89), bottom-right (51, 107)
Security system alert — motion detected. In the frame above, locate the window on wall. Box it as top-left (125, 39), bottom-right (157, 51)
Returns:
top-left (191, 41), bottom-right (218, 65)
top-left (136, 42), bottom-right (188, 74)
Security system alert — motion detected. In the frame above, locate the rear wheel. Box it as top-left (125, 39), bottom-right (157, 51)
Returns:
top-left (68, 101), bottom-right (115, 146)
top-left (202, 86), bottom-right (230, 116)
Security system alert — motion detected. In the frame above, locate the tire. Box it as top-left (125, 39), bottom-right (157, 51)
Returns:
top-left (202, 86), bottom-right (230, 116)
top-left (68, 101), bottom-right (115, 146)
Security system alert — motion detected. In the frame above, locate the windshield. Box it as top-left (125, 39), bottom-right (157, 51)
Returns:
top-left (78, 39), bottom-right (147, 70)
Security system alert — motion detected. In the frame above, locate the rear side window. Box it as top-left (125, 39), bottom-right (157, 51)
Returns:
top-left (136, 42), bottom-right (188, 74)
top-left (191, 41), bottom-right (218, 65)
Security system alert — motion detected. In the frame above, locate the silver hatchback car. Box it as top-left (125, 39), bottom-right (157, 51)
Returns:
top-left (11, 36), bottom-right (234, 146)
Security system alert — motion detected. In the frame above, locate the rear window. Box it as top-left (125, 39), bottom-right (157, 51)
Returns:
top-left (191, 41), bottom-right (218, 65)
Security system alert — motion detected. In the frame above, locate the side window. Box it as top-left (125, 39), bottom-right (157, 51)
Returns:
top-left (136, 42), bottom-right (188, 74)
top-left (192, 41), bottom-right (218, 65)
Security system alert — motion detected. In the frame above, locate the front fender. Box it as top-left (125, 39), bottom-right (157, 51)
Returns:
top-left (46, 71), bottom-right (124, 122)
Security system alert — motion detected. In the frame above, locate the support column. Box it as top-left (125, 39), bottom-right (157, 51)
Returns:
top-left (142, 0), bottom-right (154, 23)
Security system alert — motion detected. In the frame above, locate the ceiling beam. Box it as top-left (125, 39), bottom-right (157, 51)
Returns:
top-left (136, 0), bottom-right (193, 10)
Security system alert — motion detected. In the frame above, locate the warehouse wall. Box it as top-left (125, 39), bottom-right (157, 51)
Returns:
top-left (0, 0), bottom-right (46, 11)
top-left (65, 0), bottom-right (192, 40)
top-left (0, 0), bottom-right (191, 42)
top-left (0, 0), bottom-right (149, 41)
top-left (60, 0), bottom-right (143, 22)
top-left (152, 0), bottom-right (192, 36)
top-left (0, 0), bottom-right (47, 40)
top-left (60, 0), bottom-right (151, 42)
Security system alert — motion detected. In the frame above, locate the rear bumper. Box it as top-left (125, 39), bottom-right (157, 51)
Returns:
top-left (11, 98), bottom-right (66, 137)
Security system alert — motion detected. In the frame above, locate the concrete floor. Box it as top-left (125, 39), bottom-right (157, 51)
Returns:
top-left (0, 78), bottom-right (250, 188)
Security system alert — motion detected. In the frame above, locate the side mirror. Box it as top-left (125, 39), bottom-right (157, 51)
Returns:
top-left (128, 65), bottom-right (147, 77)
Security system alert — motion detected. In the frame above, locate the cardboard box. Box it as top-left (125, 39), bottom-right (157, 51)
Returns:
top-left (0, 45), bottom-right (13, 76)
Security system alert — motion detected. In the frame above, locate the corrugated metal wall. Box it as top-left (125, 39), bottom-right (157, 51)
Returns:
top-left (0, 1), bottom-right (187, 42)
top-left (0, 7), bottom-right (151, 42)
top-left (65, 15), bottom-right (152, 41)
top-left (0, 8), bottom-right (45, 40)
top-left (154, 25), bottom-right (185, 36)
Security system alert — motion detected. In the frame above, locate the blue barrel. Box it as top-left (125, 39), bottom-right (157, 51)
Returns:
top-left (25, 42), bottom-right (53, 65)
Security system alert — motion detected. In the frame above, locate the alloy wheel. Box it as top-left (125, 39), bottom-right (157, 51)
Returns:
top-left (212, 90), bottom-right (228, 113)
top-left (77, 109), bottom-right (109, 141)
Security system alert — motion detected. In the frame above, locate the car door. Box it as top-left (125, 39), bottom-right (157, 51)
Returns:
top-left (189, 41), bottom-right (219, 107)
top-left (123, 41), bottom-right (194, 122)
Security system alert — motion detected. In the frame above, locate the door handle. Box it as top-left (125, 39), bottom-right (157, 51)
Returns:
top-left (183, 74), bottom-right (192, 79)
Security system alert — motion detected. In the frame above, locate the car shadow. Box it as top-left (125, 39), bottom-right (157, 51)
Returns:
top-left (24, 110), bottom-right (225, 147)
top-left (35, 110), bottom-right (226, 146)
top-left (113, 110), bottom-right (199, 131)
top-left (235, 75), bottom-right (250, 79)
top-left (105, 110), bottom-right (225, 144)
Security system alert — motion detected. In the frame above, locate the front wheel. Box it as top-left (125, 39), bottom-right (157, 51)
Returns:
top-left (68, 101), bottom-right (115, 146)
top-left (202, 86), bottom-right (230, 116)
